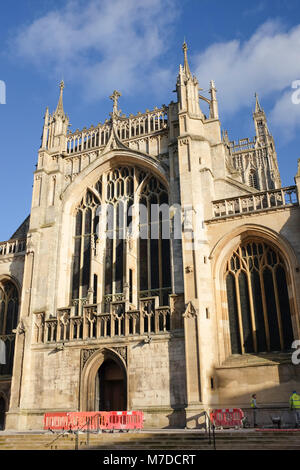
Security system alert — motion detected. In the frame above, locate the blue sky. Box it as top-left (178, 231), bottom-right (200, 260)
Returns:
top-left (1, 0), bottom-right (300, 241)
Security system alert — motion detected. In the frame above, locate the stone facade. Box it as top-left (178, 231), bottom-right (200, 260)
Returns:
top-left (1, 43), bottom-right (300, 430)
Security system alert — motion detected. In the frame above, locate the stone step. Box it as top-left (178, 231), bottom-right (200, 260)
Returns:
top-left (1, 430), bottom-right (300, 450)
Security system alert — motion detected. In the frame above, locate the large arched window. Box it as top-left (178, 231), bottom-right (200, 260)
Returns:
top-left (0, 280), bottom-right (19, 376)
top-left (71, 166), bottom-right (172, 313)
top-left (225, 240), bottom-right (294, 354)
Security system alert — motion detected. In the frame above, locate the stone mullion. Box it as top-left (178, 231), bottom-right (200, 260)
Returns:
top-left (245, 261), bottom-right (258, 353)
top-left (123, 200), bottom-right (127, 297)
top-left (89, 206), bottom-right (97, 303)
top-left (259, 269), bottom-right (271, 351)
top-left (82, 309), bottom-right (88, 339)
top-left (140, 311), bottom-right (144, 335)
top-left (112, 202), bottom-right (117, 296)
top-left (56, 317), bottom-right (61, 342)
top-left (63, 321), bottom-right (68, 342)
top-left (1, 293), bottom-right (8, 335)
top-left (154, 311), bottom-right (159, 333)
top-left (133, 171), bottom-right (139, 306)
top-left (272, 267), bottom-right (284, 350)
top-left (234, 272), bottom-right (245, 354)
top-left (147, 198), bottom-right (151, 292)
top-left (124, 312), bottom-right (129, 336)
top-left (69, 318), bottom-right (74, 340)
top-left (110, 313), bottom-right (115, 337)
top-left (78, 208), bottom-right (85, 308)
top-left (43, 323), bottom-right (48, 343)
top-left (100, 173), bottom-right (107, 312)
top-left (96, 316), bottom-right (101, 338)
top-left (158, 216), bottom-right (163, 305)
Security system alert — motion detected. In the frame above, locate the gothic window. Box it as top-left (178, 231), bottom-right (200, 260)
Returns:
top-left (225, 241), bottom-right (294, 354)
top-left (0, 281), bottom-right (19, 376)
top-left (72, 184), bottom-right (101, 314)
top-left (249, 171), bottom-right (258, 189)
top-left (139, 176), bottom-right (171, 305)
top-left (257, 120), bottom-right (266, 143)
top-left (104, 167), bottom-right (134, 300)
top-left (71, 166), bottom-right (172, 313)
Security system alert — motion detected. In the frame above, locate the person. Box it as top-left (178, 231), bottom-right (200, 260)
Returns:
top-left (289, 390), bottom-right (300, 427)
top-left (250, 394), bottom-right (257, 427)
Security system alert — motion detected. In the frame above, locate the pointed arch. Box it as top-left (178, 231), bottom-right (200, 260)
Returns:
top-left (210, 224), bottom-right (300, 361)
top-left (80, 348), bottom-right (127, 411)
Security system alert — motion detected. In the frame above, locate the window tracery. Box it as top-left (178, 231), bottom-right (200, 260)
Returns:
top-left (225, 241), bottom-right (294, 354)
top-left (71, 166), bottom-right (172, 313)
top-left (0, 281), bottom-right (18, 376)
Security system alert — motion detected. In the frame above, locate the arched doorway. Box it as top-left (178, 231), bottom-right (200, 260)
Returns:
top-left (0, 397), bottom-right (6, 430)
top-left (80, 348), bottom-right (128, 412)
top-left (95, 359), bottom-right (126, 411)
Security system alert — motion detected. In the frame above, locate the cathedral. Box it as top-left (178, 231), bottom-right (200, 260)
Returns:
top-left (1, 43), bottom-right (300, 430)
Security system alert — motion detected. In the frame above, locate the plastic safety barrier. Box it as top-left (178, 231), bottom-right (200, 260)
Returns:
top-left (44, 411), bottom-right (144, 432)
top-left (210, 408), bottom-right (244, 428)
top-left (105, 411), bottom-right (144, 431)
top-left (44, 412), bottom-right (69, 431)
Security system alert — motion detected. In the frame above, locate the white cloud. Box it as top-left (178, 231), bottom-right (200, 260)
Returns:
top-left (270, 88), bottom-right (300, 141)
top-left (13, 0), bottom-right (177, 100)
top-left (193, 20), bottom-right (300, 139)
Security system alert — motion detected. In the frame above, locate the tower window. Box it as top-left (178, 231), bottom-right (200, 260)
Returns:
top-left (249, 171), bottom-right (258, 189)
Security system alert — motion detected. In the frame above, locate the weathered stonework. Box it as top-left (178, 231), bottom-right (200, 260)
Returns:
top-left (1, 43), bottom-right (300, 431)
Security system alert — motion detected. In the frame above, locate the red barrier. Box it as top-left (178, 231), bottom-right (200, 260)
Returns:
top-left (106, 411), bottom-right (144, 430)
top-left (44, 412), bottom-right (69, 431)
top-left (210, 408), bottom-right (244, 428)
top-left (44, 411), bottom-right (144, 432)
top-left (67, 412), bottom-right (107, 431)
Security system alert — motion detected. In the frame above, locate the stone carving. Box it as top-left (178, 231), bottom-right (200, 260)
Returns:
top-left (81, 348), bottom-right (99, 369)
top-left (111, 346), bottom-right (127, 365)
top-left (183, 301), bottom-right (197, 319)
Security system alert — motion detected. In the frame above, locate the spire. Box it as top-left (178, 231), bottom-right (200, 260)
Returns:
top-left (182, 40), bottom-right (191, 78)
top-left (55, 80), bottom-right (65, 117)
top-left (41, 106), bottom-right (49, 149)
top-left (254, 92), bottom-right (262, 113)
top-left (44, 106), bottom-right (49, 125)
top-left (45, 80), bottom-right (69, 152)
top-left (209, 80), bottom-right (219, 119)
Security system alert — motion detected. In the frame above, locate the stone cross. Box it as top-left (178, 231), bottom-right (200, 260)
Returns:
top-left (109, 90), bottom-right (121, 116)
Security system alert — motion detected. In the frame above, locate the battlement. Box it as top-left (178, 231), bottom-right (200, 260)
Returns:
top-left (0, 238), bottom-right (26, 258)
top-left (210, 186), bottom-right (298, 220)
top-left (229, 138), bottom-right (255, 153)
top-left (66, 105), bottom-right (168, 155)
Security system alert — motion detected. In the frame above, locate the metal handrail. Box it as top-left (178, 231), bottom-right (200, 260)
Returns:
top-left (45, 417), bottom-right (91, 450)
top-left (45, 429), bottom-right (69, 449)
top-left (203, 411), bottom-right (216, 450)
top-left (74, 418), bottom-right (91, 450)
